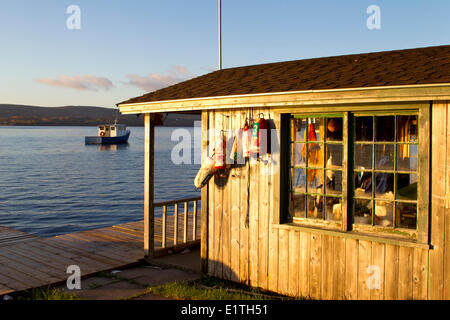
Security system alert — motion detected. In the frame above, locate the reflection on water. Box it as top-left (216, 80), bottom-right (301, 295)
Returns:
top-left (94, 143), bottom-right (130, 152)
top-left (0, 126), bottom-right (200, 237)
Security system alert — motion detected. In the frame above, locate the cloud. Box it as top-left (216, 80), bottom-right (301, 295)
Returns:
top-left (35, 75), bottom-right (115, 91)
top-left (125, 65), bottom-right (194, 92)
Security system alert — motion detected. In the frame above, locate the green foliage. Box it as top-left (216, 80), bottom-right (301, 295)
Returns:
top-left (127, 276), bottom-right (302, 300)
top-left (17, 286), bottom-right (80, 300)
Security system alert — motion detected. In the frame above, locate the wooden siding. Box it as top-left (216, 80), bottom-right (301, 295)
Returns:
top-left (204, 101), bottom-right (450, 299)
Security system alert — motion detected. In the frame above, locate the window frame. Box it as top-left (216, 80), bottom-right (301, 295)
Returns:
top-left (282, 105), bottom-right (430, 244)
top-left (288, 113), bottom-right (348, 232)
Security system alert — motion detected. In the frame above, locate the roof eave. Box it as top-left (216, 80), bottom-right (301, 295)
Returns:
top-left (118, 83), bottom-right (450, 114)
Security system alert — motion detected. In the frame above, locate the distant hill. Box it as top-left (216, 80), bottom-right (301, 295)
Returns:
top-left (0, 104), bottom-right (200, 127)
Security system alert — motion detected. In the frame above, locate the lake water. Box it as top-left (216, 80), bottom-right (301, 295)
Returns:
top-left (0, 126), bottom-right (200, 237)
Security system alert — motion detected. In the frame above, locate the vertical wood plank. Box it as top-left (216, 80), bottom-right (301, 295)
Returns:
top-left (321, 235), bottom-right (333, 300)
top-left (239, 111), bottom-right (249, 285)
top-left (249, 108), bottom-right (260, 287)
top-left (258, 108), bottom-right (270, 290)
top-left (222, 111), bottom-right (231, 280)
top-left (214, 111), bottom-right (224, 278)
top-left (429, 101), bottom-right (446, 299)
top-left (267, 110), bottom-right (278, 293)
top-left (162, 205), bottom-right (167, 248)
top-left (370, 242), bottom-right (385, 300)
top-left (268, 227), bottom-right (279, 293)
top-left (357, 240), bottom-right (371, 300)
top-left (398, 246), bottom-right (414, 300)
top-left (193, 200), bottom-right (198, 241)
top-left (144, 114), bottom-right (155, 257)
top-left (183, 202), bottom-right (188, 243)
top-left (384, 244), bottom-right (399, 300)
top-left (309, 233), bottom-right (322, 299)
top-left (288, 230), bottom-right (299, 297)
top-left (299, 232), bottom-right (310, 298)
top-left (173, 203), bottom-right (178, 246)
top-left (333, 237), bottom-right (346, 299)
top-left (278, 228), bottom-right (289, 295)
top-left (207, 111), bottom-right (215, 276)
top-left (413, 248), bottom-right (429, 300)
top-left (344, 238), bottom-right (358, 300)
top-left (199, 111), bottom-right (209, 273)
top-left (444, 101), bottom-right (450, 299)
top-left (230, 111), bottom-right (241, 283)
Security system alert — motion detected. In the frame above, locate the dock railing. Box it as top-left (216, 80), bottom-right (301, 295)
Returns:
top-left (153, 196), bottom-right (201, 255)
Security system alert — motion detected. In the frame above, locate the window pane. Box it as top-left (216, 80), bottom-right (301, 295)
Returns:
top-left (291, 118), bottom-right (306, 142)
top-left (355, 117), bottom-right (373, 141)
top-left (396, 202), bottom-right (417, 229)
top-left (291, 142), bottom-right (305, 166)
top-left (397, 144), bottom-right (418, 171)
top-left (354, 172), bottom-right (372, 197)
top-left (307, 143), bottom-right (324, 167)
top-left (375, 116), bottom-right (395, 141)
top-left (292, 168), bottom-right (306, 193)
top-left (292, 194), bottom-right (306, 218)
top-left (354, 199), bottom-right (372, 225)
top-left (326, 117), bottom-right (343, 141)
top-left (375, 144), bottom-right (394, 170)
top-left (397, 115), bottom-right (418, 143)
top-left (354, 144), bottom-right (372, 169)
top-left (307, 118), bottom-right (324, 142)
top-left (374, 173), bottom-right (394, 198)
top-left (325, 197), bottom-right (342, 221)
top-left (325, 170), bottom-right (342, 195)
top-left (307, 169), bottom-right (323, 194)
top-left (397, 173), bottom-right (418, 201)
top-left (375, 201), bottom-right (393, 227)
top-left (307, 195), bottom-right (323, 219)
top-left (326, 144), bottom-right (343, 168)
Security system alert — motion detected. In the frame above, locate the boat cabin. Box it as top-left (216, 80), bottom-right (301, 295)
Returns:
top-left (98, 124), bottom-right (128, 137)
top-left (118, 45), bottom-right (450, 300)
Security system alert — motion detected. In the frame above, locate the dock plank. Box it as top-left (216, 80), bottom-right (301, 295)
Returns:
top-left (0, 215), bottom-right (200, 296)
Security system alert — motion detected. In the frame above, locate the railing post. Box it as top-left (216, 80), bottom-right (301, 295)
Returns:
top-left (174, 203), bottom-right (178, 246)
top-left (144, 113), bottom-right (155, 258)
top-left (193, 199), bottom-right (198, 241)
top-left (183, 201), bottom-right (188, 243)
top-left (162, 205), bottom-right (167, 248)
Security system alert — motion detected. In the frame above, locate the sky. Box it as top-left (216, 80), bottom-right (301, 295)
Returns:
top-left (0, 0), bottom-right (449, 108)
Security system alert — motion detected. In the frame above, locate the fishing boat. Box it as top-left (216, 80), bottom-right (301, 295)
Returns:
top-left (85, 123), bottom-right (130, 144)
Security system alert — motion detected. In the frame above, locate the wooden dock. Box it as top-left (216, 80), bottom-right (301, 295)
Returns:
top-left (0, 214), bottom-right (200, 296)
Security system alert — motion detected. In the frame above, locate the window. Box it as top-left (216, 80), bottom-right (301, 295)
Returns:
top-left (290, 114), bottom-right (346, 229)
top-left (287, 108), bottom-right (428, 241)
top-left (353, 113), bottom-right (418, 236)
top-left (111, 127), bottom-right (115, 131)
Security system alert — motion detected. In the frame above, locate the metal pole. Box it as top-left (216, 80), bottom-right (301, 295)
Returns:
top-left (218, 0), bottom-right (222, 70)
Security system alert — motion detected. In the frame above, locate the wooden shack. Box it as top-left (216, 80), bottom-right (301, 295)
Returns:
top-left (118, 45), bottom-right (450, 300)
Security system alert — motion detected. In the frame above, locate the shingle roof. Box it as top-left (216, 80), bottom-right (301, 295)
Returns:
top-left (119, 45), bottom-right (450, 105)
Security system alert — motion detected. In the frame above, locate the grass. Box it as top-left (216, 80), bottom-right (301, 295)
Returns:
top-left (17, 286), bottom-right (80, 300)
top-left (124, 276), bottom-right (302, 300)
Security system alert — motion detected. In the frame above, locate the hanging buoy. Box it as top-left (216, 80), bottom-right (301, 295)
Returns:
top-left (242, 120), bottom-right (252, 158)
top-left (250, 113), bottom-right (268, 156)
top-left (100, 131), bottom-right (105, 137)
top-left (229, 128), bottom-right (242, 163)
top-left (194, 154), bottom-right (217, 188)
top-left (214, 131), bottom-right (226, 170)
